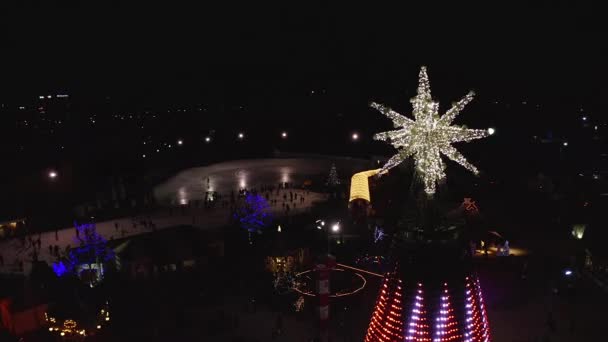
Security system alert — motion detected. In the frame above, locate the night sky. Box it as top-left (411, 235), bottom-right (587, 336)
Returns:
top-left (0, 2), bottom-right (603, 102)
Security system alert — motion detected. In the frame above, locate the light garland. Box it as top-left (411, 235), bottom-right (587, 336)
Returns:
top-left (464, 277), bottom-right (491, 342)
top-left (45, 301), bottom-right (110, 338)
top-left (365, 276), bottom-right (492, 342)
top-left (434, 284), bottom-right (462, 341)
top-left (371, 66), bottom-right (492, 195)
top-left (364, 275), bottom-right (404, 342)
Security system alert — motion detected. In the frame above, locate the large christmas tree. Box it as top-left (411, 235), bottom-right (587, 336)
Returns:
top-left (364, 67), bottom-right (492, 342)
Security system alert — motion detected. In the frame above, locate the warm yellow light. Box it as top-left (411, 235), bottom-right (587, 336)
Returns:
top-left (97, 325), bottom-right (101, 329)
top-left (60, 332), bottom-right (65, 336)
top-left (349, 169), bottom-right (381, 202)
top-left (105, 317), bottom-right (110, 321)
top-left (572, 224), bottom-right (586, 240)
top-left (49, 327), bottom-right (53, 331)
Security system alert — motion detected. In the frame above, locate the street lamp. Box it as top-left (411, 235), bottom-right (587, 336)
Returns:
top-left (331, 223), bottom-right (340, 233)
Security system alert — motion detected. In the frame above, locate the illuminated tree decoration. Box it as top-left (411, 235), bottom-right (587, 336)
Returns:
top-left (326, 163), bottom-right (341, 186)
top-left (233, 193), bottom-right (272, 232)
top-left (371, 66), bottom-right (492, 195)
top-left (52, 222), bottom-right (114, 280)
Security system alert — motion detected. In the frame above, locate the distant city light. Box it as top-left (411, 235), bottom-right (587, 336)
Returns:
top-left (56, 94), bottom-right (69, 98)
top-left (142, 154), bottom-right (146, 158)
top-left (488, 127), bottom-right (496, 135)
top-left (594, 125), bottom-right (598, 130)
top-left (563, 142), bottom-right (568, 147)
top-left (582, 116), bottom-right (587, 121)
top-left (281, 131), bottom-right (287, 138)
top-left (205, 136), bottom-right (211, 143)
top-left (238, 133), bottom-right (244, 139)
top-left (47, 95), bottom-right (52, 99)
top-left (177, 139), bottom-right (183, 146)
top-left (48, 171), bottom-right (57, 179)
top-left (352, 133), bottom-right (359, 141)
top-left (156, 149), bottom-right (160, 153)
top-left (38, 96), bottom-right (45, 99)
top-left (564, 269), bottom-right (572, 276)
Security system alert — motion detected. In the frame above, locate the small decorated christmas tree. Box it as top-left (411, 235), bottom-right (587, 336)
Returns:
top-left (326, 163), bottom-right (341, 186)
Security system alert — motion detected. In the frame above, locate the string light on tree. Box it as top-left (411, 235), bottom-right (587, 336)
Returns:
top-left (326, 163), bottom-right (341, 186)
top-left (371, 66), bottom-right (492, 195)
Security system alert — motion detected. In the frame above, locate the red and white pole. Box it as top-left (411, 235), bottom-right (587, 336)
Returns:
top-left (316, 254), bottom-right (336, 342)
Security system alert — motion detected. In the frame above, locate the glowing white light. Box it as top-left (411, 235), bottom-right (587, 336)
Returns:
top-left (564, 269), bottom-right (572, 276)
top-left (205, 136), bottom-right (211, 142)
top-left (142, 154), bottom-right (146, 158)
top-left (277, 225), bottom-right (282, 232)
top-left (582, 116), bottom-right (587, 121)
top-left (331, 223), bottom-right (340, 232)
top-left (281, 131), bottom-right (288, 138)
top-left (238, 133), bottom-right (244, 139)
top-left (563, 142), bottom-right (568, 147)
top-left (488, 127), bottom-right (495, 135)
top-left (371, 66), bottom-right (492, 195)
top-left (177, 139), bottom-right (183, 145)
top-left (39, 96), bottom-right (45, 99)
top-left (48, 171), bottom-right (57, 179)
top-left (352, 133), bottom-right (359, 140)
top-left (47, 95), bottom-right (52, 99)
top-left (239, 179), bottom-right (246, 189)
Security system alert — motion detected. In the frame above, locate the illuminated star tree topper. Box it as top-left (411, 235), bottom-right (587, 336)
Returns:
top-left (371, 66), bottom-right (494, 195)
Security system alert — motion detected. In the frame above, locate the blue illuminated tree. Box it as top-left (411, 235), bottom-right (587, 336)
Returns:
top-left (234, 193), bottom-right (272, 233)
top-left (52, 222), bottom-right (114, 281)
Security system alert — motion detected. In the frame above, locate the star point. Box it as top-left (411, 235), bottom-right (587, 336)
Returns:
top-left (372, 67), bottom-right (492, 195)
